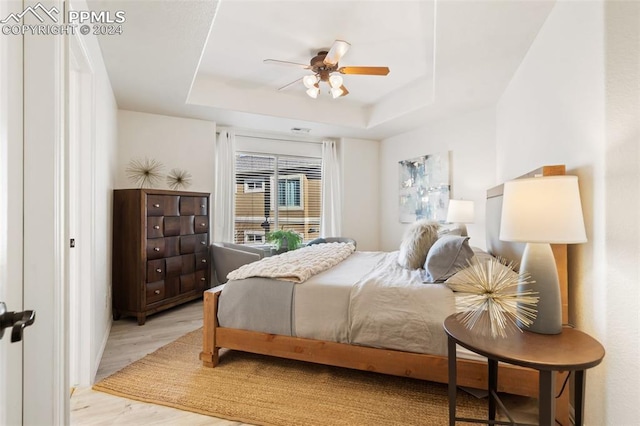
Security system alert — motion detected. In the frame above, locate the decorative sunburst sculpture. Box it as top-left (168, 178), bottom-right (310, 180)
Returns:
top-left (125, 158), bottom-right (164, 188)
top-left (166, 168), bottom-right (193, 190)
top-left (446, 257), bottom-right (539, 338)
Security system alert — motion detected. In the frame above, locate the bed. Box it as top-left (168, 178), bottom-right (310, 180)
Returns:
top-left (200, 165), bottom-right (570, 423)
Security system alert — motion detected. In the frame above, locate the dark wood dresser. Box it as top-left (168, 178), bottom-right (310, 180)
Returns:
top-left (112, 189), bottom-right (211, 325)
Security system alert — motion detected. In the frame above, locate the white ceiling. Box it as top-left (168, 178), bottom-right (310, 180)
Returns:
top-left (89, 0), bottom-right (556, 140)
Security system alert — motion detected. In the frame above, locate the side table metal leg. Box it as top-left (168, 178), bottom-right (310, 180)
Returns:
top-left (448, 337), bottom-right (457, 426)
top-left (539, 370), bottom-right (557, 426)
top-left (574, 370), bottom-right (586, 426)
top-left (488, 358), bottom-right (498, 421)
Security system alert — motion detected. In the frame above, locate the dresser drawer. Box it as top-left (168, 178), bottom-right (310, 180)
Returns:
top-left (195, 234), bottom-right (208, 252)
top-left (146, 238), bottom-right (165, 259)
top-left (163, 216), bottom-right (181, 236)
top-left (195, 252), bottom-right (209, 271)
top-left (181, 254), bottom-right (195, 274)
top-left (194, 216), bottom-right (209, 233)
top-left (165, 256), bottom-right (182, 276)
top-left (147, 216), bottom-right (164, 238)
top-left (180, 273), bottom-right (196, 293)
top-left (146, 281), bottom-right (165, 304)
top-left (147, 259), bottom-right (165, 282)
top-left (147, 195), bottom-right (179, 217)
top-left (180, 215), bottom-right (194, 235)
top-left (195, 270), bottom-right (208, 290)
top-left (180, 234), bottom-right (196, 254)
top-left (180, 196), bottom-right (208, 216)
top-left (164, 236), bottom-right (180, 257)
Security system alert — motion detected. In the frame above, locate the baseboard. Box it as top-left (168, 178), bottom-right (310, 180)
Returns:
top-left (92, 318), bottom-right (112, 384)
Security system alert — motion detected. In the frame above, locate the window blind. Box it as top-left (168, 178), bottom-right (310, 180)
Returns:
top-left (234, 153), bottom-right (322, 245)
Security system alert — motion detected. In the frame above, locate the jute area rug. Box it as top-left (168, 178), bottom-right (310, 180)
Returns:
top-left (93, 329), bottom-right (487, 425)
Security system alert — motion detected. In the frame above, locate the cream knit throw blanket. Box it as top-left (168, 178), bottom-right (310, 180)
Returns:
top-left (226, 242), bottom-right (356, 283)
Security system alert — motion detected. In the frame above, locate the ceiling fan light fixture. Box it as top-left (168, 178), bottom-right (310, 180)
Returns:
top-left (306, 84), bottom-right (320, 99)
top-left (329, 74), bottom-right (343, 89)
top-left (330, 86), bottom-right (345, 99)
top-left (302, 74), bottom-right (318, 89)
top-left (324, 40), bottom-right (351, 66)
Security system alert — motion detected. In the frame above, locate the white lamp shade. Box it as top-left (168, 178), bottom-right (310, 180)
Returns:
top-left (446, 199), bottom-right (474, 223)
top-left (500, 176), bottom-right (587, 243)
top-left (303, 75), bottom-right (318, 89)
top-left (329, 74), bottom-right (343, 89)
top-left (330, 87), bottom-right (344, 98)
top-left (306, 85), bottom-right (319, 99)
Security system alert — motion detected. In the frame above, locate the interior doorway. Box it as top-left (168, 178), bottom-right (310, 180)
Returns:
top-left (68, 32), bottom-right (96, 387)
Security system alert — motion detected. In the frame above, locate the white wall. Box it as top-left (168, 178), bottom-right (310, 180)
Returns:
top-left (88, 40), bottom-right (119, 383)
top-left (497, 1), bottom-right (639, 423)
top-left (117, 110), bottom-right (216, 194)
top-left (379, 106), bottom-right (497, 251)
top-left (340, 138), bottom-right (380, 251)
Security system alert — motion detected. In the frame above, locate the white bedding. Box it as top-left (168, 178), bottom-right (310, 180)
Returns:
top-left (221, 248), bottom-right (486, 361)
top-left (294, 250), bottom-right (457, 357)
top-left (348, 252), bottom-right (455, 356)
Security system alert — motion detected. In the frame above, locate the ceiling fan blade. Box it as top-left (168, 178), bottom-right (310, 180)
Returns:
top-left (323, 40), bottom-right (351, 66)
top-left (264, 59), bottom-right (311, 69)
top-left (277, 77), bottom-right (303, 91)
top-left (338, 66), bottom-right (390, 76)
top-left (338, 85), bottom-right (349, 97)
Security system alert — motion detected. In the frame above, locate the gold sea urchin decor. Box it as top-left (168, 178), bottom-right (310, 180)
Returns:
top-left (126, 158), bottom-right (164, 188)
top-left (167, 168), bottom-right (193, 190)
top-left (446, 257), bottom-right (539, 338)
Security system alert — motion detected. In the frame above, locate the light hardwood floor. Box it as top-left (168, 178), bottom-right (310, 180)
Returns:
top-left (71, 300), bottom-right (244, 425)
top-left (71, 298), bottom-right (539, 425)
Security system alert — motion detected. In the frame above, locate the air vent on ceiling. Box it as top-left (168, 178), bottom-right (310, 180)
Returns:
top-left (291, 127), bottom-right (311, 134)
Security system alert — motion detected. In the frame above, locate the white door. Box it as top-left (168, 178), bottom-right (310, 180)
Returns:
top-left (0, 0), bottom-right (24, 424)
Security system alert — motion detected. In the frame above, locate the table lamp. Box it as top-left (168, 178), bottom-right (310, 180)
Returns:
top-left (446, 199), bottom-right (474, 237)
top-left (499, 175), bottom-right (586, 334)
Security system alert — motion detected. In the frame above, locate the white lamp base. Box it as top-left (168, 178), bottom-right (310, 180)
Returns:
top-left (518, 242), bottom-right (562, 334)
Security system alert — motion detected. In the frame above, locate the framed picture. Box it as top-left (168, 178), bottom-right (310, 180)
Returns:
top-left (398, 152), bottom-right (450, 223)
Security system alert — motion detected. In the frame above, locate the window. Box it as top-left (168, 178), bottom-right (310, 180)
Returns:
top-left (234, 153), bottom-right (322, 245)
top-left (243, 230), bottom-right (265, 244)
top-left (244, 179), bottom-right (265, 193)
top-left (270, 174), bottom-right (304, 210)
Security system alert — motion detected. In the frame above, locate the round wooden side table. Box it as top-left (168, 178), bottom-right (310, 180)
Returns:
top-left (444, 314), bottom-right (605, 426)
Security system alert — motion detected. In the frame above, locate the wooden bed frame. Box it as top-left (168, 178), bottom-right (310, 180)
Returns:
top-left (201, 165), bottom-right (570, 424)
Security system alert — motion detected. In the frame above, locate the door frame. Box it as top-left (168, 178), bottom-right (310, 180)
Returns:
top-left (0, 0), bottom-right (25, 424)
top-left (23, 0), bottom-right (69, 423)
top-left (68, 30), bottom-right (96, 387)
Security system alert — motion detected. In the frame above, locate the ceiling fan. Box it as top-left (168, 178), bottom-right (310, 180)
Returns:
top-left (264, 40), bottom-right (390, 99)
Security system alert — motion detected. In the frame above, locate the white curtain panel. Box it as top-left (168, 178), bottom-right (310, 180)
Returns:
top-left (321, 139), bottom-right (342, 237)
top-left (213, 130), bottom-right (236, 242)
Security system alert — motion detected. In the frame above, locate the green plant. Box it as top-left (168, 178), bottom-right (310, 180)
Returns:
top-left (266, 229), bottom-right (303, 251)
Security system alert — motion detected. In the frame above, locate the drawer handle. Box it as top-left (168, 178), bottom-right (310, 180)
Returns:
top-left (153, 225), bottom-right (160, 230)
top-left (200, 223), bottom-right (206, 227)
top-left (200, 204), bottom-right (205, 208)
top-left (153, 203), bottom-right (160, 208)
top-left (156, 268), bottom-right (162, 273)
top-left (200, 277), bottom-right (206, 281)
top-left (200, 241), bottom-right (206, 245)
top-left (154, 289), bottom-right (161, 295)
top-left (154, 247), bottom-right (160, 252)
top-left (201, 259), bottom-right (207, 263)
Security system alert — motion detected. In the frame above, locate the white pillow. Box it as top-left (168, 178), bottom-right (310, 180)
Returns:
top-left (397, 219), bottom-right (440, 269)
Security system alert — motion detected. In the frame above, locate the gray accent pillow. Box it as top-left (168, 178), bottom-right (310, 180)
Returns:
top-left (397, 219), bottom-right (440, 269)
top-left (423, 235), bottom-right (474, 282)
